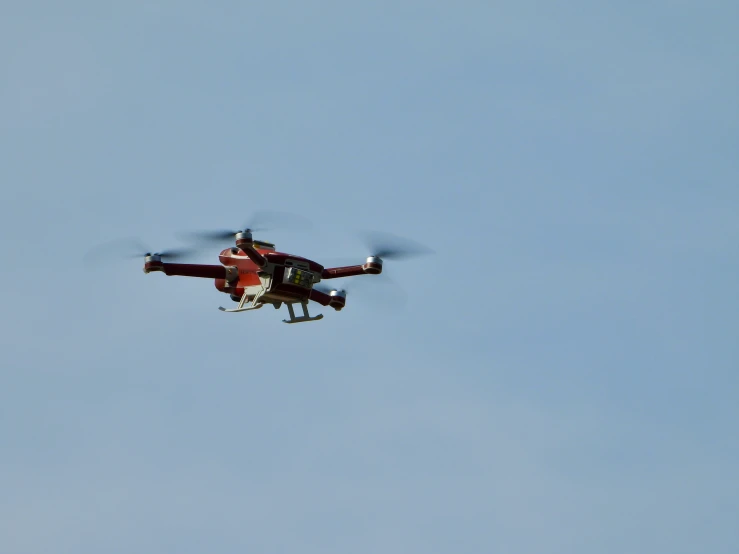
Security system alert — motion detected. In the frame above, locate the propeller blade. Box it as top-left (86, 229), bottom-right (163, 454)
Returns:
top-left (84, 237), bottom-right (197, 264)
top-left (155, 248), bottom-right (197, 261)
top-left (177, 210), bottom-right (313, 245)
top-left (315, 272), bottom-right (406, 310)
top-left (176, 229), bottom-right (242, 243)
top-left (246, 210), bottom-right (313, 233)
top-left (182, 229), bottom-right (240, 241)
top-left (360, 231), bottom-right (434, 261)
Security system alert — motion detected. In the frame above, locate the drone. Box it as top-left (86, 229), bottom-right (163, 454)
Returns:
top-left (128, 215), bottom-right (430, 324)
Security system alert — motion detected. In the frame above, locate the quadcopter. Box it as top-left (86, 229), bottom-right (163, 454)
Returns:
top-left (130, 215), bottom-right (429, 324)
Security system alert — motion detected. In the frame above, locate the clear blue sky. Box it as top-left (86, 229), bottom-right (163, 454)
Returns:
top-left (1, 2), bottom-right (738, 553)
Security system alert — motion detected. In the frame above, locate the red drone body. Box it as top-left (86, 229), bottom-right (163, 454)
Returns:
top-left (142, 231), bottom-right (384, 323)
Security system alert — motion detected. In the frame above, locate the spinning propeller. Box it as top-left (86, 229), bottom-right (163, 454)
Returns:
top-left (83, 238), bottom-right (198, 264)
top-left (360, 230), bottom-right (434, 261)
top-left (320, 231), bottom-right (434, 267)
top-left (314, 272), bottom-right (407, 310)
top-left (315, 231), bottom-right (432, 309)
top-left (314, 229), bottom-right (434, 309)
top-left (133, 248), bottom-right (194, 261)
top-left (178, 210), bottom-right (313, 243)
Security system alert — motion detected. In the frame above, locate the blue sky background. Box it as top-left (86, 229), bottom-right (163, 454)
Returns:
top-left (1, 2), bottom-right (738, 553)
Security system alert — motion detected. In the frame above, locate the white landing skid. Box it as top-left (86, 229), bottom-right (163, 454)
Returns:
top-left (219, 288), bottom-right (265, 313)
top-left (283, 302), bottom-right (323, 324)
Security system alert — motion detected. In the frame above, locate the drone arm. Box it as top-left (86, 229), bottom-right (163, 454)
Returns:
top-left (241, 245), bottom-right (267, 267)
top-left (309, 287), bottom-right (345, 311)
top-left (321, 265), bottom-right (366, 279)
top-left (161, 263), bottom-right (229, 279)
top-left (309, 288), bottom-right (332, 306)
top-left (321, 256), bottom-right (383, 278)
top-left (234, 236), bottom-right (267, 267)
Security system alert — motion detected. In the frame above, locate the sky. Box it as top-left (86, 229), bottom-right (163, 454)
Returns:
top-left (1, 2), bottom-right (738, 553)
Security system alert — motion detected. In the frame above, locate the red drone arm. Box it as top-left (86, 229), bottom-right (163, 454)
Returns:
top-left (321, 265), bottom-right (366, 279)
top-left (234, 235), bottom-right (267, 267)
top-left (321, 257), bottom-right (382, 279)
top-left (309, 287), bottom-right (346, 311)
top-left (161, 263), bottom-right (229, 279)
top-left (309, 288), bottom-right (331, 306)
top-left (239, 245), bottom-right (267, 267)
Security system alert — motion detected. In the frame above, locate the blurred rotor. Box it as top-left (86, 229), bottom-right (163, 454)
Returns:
top-left (177, 210), bottom-right (313, 244)
top-left (83, 237), bottom-right (198, 265)
top-left (359, 230), bottom-right (434, 260)
top-left (314, 272), bottom-right (407, 311)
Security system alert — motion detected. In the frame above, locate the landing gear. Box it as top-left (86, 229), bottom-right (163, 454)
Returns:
top-left (220, 288), bottom-right (322, 323)
top-left (282, 302), bottom-right (324, 324)
top-left (218, 287), bottom-right (265, 313)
